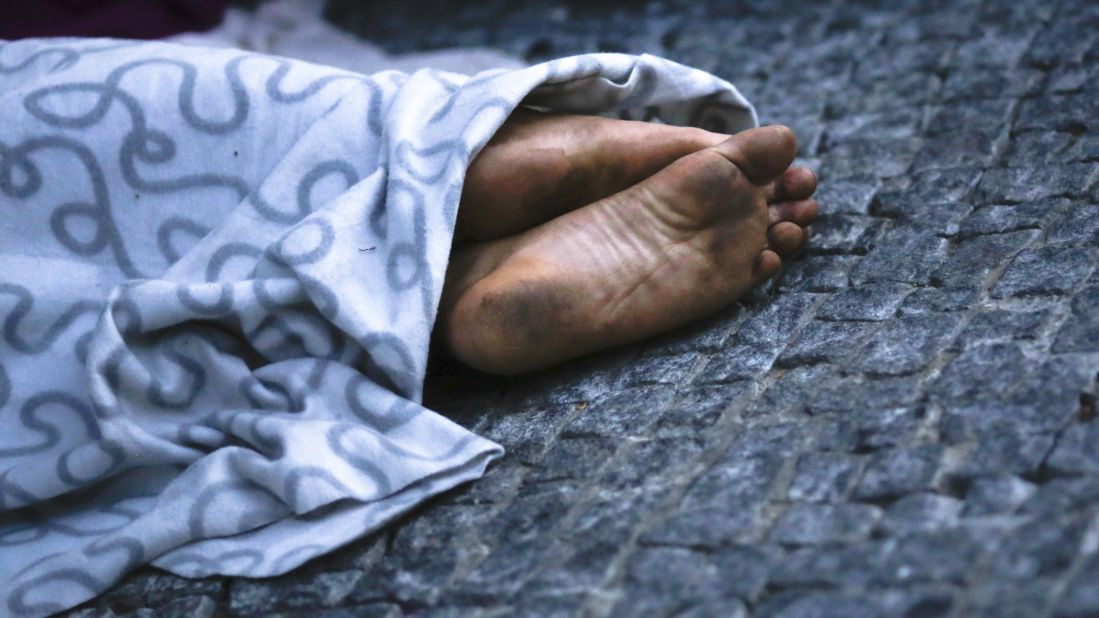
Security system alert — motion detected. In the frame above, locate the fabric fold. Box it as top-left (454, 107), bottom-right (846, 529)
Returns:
top-left (0, 38), bottom-right (755, 617)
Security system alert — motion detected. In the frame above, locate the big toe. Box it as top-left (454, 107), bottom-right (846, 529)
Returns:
top-left (711, 125), bottom-right (797, 185)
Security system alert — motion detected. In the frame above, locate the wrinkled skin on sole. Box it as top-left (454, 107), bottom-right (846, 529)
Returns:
top-left (440, 114), bottom-right (818, 375)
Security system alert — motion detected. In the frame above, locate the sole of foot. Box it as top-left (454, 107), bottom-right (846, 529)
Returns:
top-left (441, 124), bottom-right (813, 375)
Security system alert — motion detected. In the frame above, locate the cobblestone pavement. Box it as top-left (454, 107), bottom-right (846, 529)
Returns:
top-left (67, 0), bottom-right (1099, 616)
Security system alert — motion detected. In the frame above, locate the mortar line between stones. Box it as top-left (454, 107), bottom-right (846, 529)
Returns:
top-left (580, 292), bottom-right (831, 615)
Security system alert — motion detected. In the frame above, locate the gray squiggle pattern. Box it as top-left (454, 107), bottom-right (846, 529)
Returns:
top-left (0, 39), bottom-right (756, 617)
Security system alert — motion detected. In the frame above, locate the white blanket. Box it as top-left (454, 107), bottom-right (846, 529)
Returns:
top-left (0, 38), bottom-right (755, 617)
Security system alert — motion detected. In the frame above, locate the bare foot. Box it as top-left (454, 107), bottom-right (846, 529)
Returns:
top-left (457, 110), bottom-right (725, 240)
top-left (442, 118), bottom-right (816, 374)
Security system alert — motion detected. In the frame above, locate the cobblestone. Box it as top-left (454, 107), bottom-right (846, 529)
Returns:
top-left (962, 474), bottom-right (1037, 516)
top-left (849, 314), bottom-right (962, 375)
top-left (853, 445), bottom-right (944, 501)
top-left (850, 226), bottom-right (949, 286)
top-left (817, 283), bottom-right (913, 321)
top-left (992, 246), bottom-right (1096, 297)
top-left (74, 1), bottom-right (1099, 617)
top-left (879, 493), bottom-right (963, 534)
top-left (1054, 283), bottom-right (1099, 352)
top-left (958, 200), bottom-right (1057, 237)
top-left (769, 503), bottom-right (882, 545)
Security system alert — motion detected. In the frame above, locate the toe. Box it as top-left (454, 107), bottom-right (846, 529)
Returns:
top-left (752, 249), bottom-right (782, 284)
top-left (767, 221), bottom-right (807, 256)
top-left (769, 198), bottom-right (819, 226)
top-left (769, 167), bottom-right (817, 203)
top-left (711, 125), bottom-right (797, 185)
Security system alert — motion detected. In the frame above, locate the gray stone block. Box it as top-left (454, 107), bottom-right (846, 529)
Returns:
top-left (958, 200), bottom-right (1056, 237)
top-left (872, 195), bottom-right (972, 236)
top-left (746, 365), bottom-right (840, 417)
top-left (1053, 283), bottom-right (1099, 352)
top-left (476, 405), bottom-right (574, 465)
top-left (1055, 552), bottom-right (1099, 618)
top-left (826, 74), bottom-right (942, 118)
top-left (769, 503), bottom-right (882, 545)
top-left (817, 283), bottom-right (912, 321)
top-left (1004, 131), bottom-right (1074, 166)
top-left (898, 287), bottom-right (978, 315)
top-left (1048, 204), bottom-right (1099, 246)
top-left (561, 386), bottom-right (676, 438)
top-left (879, 493), bottom-right (963, 534)
top-left (827, 111), bottom-right (921, 146)
top-left (817, 406), bottom-right (925, 452)
top-left (1017, 93), bottom-right (1098, 134)
top-left (479, 481), bottom-right (580, 548)
top-left (1020, 477), bottom-right (1099, 519)
top-left (526, 434), bottom-right (618, 483)
top-left (850, 226), bottom-right (949, 286)
top-left (787, 452), bottom-right (863, 503)
top-left (854, 445), bottom-right (943, 500)
top-left (943, 67), bottom-right (1042, 100)
top-left (733, 293), bottom-right (819, 346)
top-left (964, 578), bottom-right (1058, 618)
top-left (946, 420), bottom-right (1056, 478)
top-left (955, 309), bottom-right (1050, 347)
top-left (146, 576), bottom-right (223, 608)
top-left (953, 33), bottom-right (1030, 68)
top-left (769, 542), bottom-right (878, 588)
top-left (975, 164), bottom-right (1098, 203)
top-left (872, 528), bottom-right (988, 585)
top-left (931, 342), bottom-right (1030, 406)
top-left (655, 383), bottom-right (752, 437)
top-left (878, 166), bottom-right (982, 203)
top-left (777, 320), bottom-right (878, 367)
top-left (1024, 23), bottom-right (1097, 67)
top-left (154, 596), bottom-right (216, 618)
top-left (1048, 61), bottom-right (1099, 94)
top-left (813, 375), bottom-right (926, 416)
top-left (927, 99), bottom-right (1015, 139)
top-left (932, 231), bottom-right (1038, 289)
top-left (848, 314), bottom-right (961, 375)
top-left (597, 436), bottom-right (704, 491)
top-left (807, 214), bottom-right (886, 254)
top-left (639, 454), bottom-right (784, 547)
top-left (754, 591), bottom-right (885, 618)
top-left (526, 491), bottom-right (658, 597)
top-left (984, 513), bottom-right (1092, 581)
top-left (613, 352), bottom-right (700, 388)
top-left (778, 254), bottom-right (859, 292)
top-left (698, 343), bottom-right (780, 382)
top-left (992, 246), bottom-right (1096, 297)
top-left (611, 545), bottom-right (773, 617)
top-left (813, 174), bottom-right (881, 215)
top-left (819, 137), bottom-right (922, 180)
top-left (1047, 421), bottom-right (1099, 475)
top-left (1065, 135), bottom-right (1099, 163)
top-left (230, 571), bottom-right (361, 614)
top-left (962, 474), bottom-right (1036, 516)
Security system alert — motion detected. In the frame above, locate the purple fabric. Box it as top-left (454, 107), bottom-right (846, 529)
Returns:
top-left (0, 0), bottom-right (229, 40)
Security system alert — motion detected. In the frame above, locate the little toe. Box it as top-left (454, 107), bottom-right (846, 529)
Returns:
top-left (769, 198), bottom-right (818, 226)
top-left (769, 167), bottom-right (817, 203)
top-left (752, 249), bottom-right (783, 284)
top-left (767, 221), bottom-right (807, 256)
